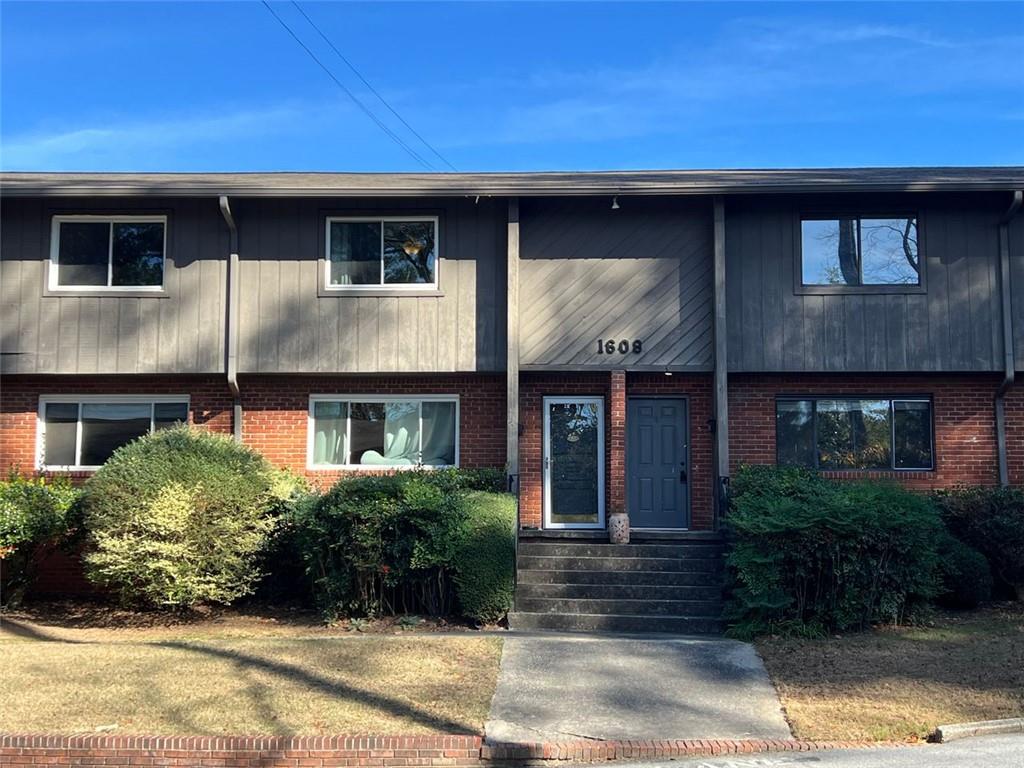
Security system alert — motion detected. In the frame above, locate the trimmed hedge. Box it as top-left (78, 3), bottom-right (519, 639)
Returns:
top-left (453, 491), bottom-right (516, 624)
top-left (291, 470), bottom-right (515, 623)
top-left (725, 465), bottom-right (943, 638)
top-left (935, 486), bottom-right (1024, 601)
top-left (937, 534), bottom-right (992, 609)
top-left (82, 426), bottom-right (282, 608)
top-left (0, 474), bottom-right (81, 606)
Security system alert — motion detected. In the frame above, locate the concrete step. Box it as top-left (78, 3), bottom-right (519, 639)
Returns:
top-left (518, 541), bottom-right (724, 559)
top-left (516, 568), bottom-right (724, 587)
top-left (517, 555), bottom-right (724, 573)
top-left (516, 596), bottom-right (723, 617)
top-left (516, 582), bottom-right (722, 602)
top-left (508, 611), bottom-right (724, 635)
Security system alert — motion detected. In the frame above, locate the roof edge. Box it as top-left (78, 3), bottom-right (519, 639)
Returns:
top-left (2, 167), bottom-right (1022, 198)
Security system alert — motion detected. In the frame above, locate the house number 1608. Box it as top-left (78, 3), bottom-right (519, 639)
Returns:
top-left (596, 339), bottom-right (643, 354)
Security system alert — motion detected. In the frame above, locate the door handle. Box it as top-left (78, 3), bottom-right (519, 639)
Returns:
top-left (680, 466), bottom-right (687, 483)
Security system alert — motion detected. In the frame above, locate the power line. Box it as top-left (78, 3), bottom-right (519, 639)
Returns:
top-left (290, 1), bottom-right (457, 172)
top-left (260, 0), bottom-right (435, 170)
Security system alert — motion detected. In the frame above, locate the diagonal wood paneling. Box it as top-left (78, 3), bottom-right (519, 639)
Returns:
top-left (519, 197), bottom-right (714, 369)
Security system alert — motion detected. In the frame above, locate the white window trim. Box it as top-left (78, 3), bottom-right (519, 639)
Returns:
top-left (542, 396), bottom-right (606, 530)
top-left (324, 216), bottom-right (440, 291)
top-left (307, 394), bottom-right (460, 470)
top-left (36, 394), bottom-right (190, 471)
top-left (49, 215), bottom-right (168, 292)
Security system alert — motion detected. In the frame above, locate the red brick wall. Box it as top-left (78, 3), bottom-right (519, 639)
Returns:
top-left (239, 374), bottom-right (506, 488)
top-left (728, 373), bottom-right (1008, 490)
top-left (0, 375), bottom-right (234, 478)
top-left (518, 372), bottom-right (715, 531)
top-left (1, 373), bottom-right (505, 596)
top-left (0, 374), bottom-right (506, 486)
top-left (609, 371), bottom-right (626, 515)
top-left (1007, 385), bottom-right (1024, 487)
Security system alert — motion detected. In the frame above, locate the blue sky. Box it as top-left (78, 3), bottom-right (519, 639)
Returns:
top-left (2, 1), bottom-right (1022, 172)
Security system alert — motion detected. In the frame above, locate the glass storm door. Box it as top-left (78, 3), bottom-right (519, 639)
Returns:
top-left (543, 397), bottom-right (605, 529)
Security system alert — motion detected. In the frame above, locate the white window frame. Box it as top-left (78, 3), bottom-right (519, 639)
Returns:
top-left (324, 216), bottom-right (440, 291)
top-left (307, 394), bottom-right (460, 470)
top-left (36, 394), bottom-right (190, 471)
top-left (49, 215), bottom-right (168, 292)
top-left (542, 395), bottom-right (606, 530)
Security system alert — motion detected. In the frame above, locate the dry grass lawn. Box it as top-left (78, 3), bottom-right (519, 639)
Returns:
top-left (0, 606), bottom-right (503, 736)
top-left (757, 604), bottom-right (1024, 742)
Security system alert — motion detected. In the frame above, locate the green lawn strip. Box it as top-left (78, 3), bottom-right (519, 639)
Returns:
top-left (0, 634), bottom-right (502, 736)
top-left (756, 605), bottom-right (1024, 742)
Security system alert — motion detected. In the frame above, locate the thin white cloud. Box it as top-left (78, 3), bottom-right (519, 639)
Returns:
top-left (1, 104), bottom-right (315, 170)
top-left (438, 15), bottom-right (1024, 150)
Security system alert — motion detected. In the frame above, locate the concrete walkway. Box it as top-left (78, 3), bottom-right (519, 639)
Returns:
top-left (485, 633), bottom-right (791, 743)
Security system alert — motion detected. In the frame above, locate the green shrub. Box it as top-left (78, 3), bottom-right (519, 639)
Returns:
top-left (725, 465), bottom-right (943, 638)
top-left (935, 486), bottom-right (1024, 601)
top-left (453, 491), bottom-right (516, 624)
top-left (937, 534), bottom-right (992, 609)
top-left (291, 469), bottom-right (514, 622)
top-left (82, 426), bottom-right (279, 608)
top-left (292, 471), bottom-right (468, 618)
top-left (0, 473), bottom-right (80, 605)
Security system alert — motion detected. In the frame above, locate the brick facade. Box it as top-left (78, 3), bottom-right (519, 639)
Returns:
top-left (0, 373), bottom-right (506, 487)
top-left (3, 370), bottom-right (1022, 558)
top-left (237, 373), bottom-right (506, 488)
top-left (518, 371), bottom-right (715, 531)
top-left (728, 373), bottom-right (1010, 490)
top-left (0, 375), bottom-right (235, 479)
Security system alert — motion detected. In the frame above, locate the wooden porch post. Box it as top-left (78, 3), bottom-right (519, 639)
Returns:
top-left (712, 196), bottom-right (729, 527)
top-left (507, 198), bottom-right (520, 493)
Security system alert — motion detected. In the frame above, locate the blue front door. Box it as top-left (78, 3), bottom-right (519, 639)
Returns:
top-left (627, 398), bottom-right (689, 529)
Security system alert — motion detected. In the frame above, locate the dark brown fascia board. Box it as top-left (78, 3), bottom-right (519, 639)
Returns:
top-left (2, 167), bottom-right (1023, 198)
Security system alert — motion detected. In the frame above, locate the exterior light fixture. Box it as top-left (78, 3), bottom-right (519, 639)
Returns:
top-left (611, 196), bottom-right (620, 210)
top-left (401, 239), bottom-right (423, 257)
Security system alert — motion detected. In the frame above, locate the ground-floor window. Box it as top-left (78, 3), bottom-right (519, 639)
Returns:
top-left (776, 396), bottom-right (933, 470)
top-left (37, 396), bottom-right (189, 470)
top-left (308, 395), bottom-right (459, 469)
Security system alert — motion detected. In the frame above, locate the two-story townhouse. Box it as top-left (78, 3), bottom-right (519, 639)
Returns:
top-left (2, 168), bottom-right (1022, 631)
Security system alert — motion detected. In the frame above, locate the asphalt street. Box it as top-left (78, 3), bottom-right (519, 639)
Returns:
top-left (625, 733), bottom-right (1024, 768)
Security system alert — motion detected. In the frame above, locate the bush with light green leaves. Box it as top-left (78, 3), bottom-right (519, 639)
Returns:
top-left (82, 426), bottom-right (285, 608)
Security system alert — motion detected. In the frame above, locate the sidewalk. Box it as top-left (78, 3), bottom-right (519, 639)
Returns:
top-left (485, 632), bottom-right (792, 743)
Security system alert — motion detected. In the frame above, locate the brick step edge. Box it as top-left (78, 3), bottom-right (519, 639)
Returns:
top-left (0, 733), bottom-right (912, 766)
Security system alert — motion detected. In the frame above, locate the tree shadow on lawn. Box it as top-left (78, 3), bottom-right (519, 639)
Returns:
top-left (153, 640), bottom-right (479, 734)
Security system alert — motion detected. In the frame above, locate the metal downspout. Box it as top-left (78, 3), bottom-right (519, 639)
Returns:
top-left (218, 195), bottom-right (243, 443)
top-left (996, 190), bottom-right (1022, 486)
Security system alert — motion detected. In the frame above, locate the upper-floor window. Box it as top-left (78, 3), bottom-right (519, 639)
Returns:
top-left (326, 216), bottom-right (438, 289)
top-left (309, 395), bottom-right (458, 469)
top-left (776, 396), bottom-right (933, 471)
top-left (38, 395), bottom-right (188, 470)
top-left (801, 216), bottom-right (919, 287)
top-left (50, 216), bottom-right (166, 291)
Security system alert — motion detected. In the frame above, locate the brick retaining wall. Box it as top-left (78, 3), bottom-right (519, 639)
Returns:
top-left (0, 733), bottom-right (905, 767)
